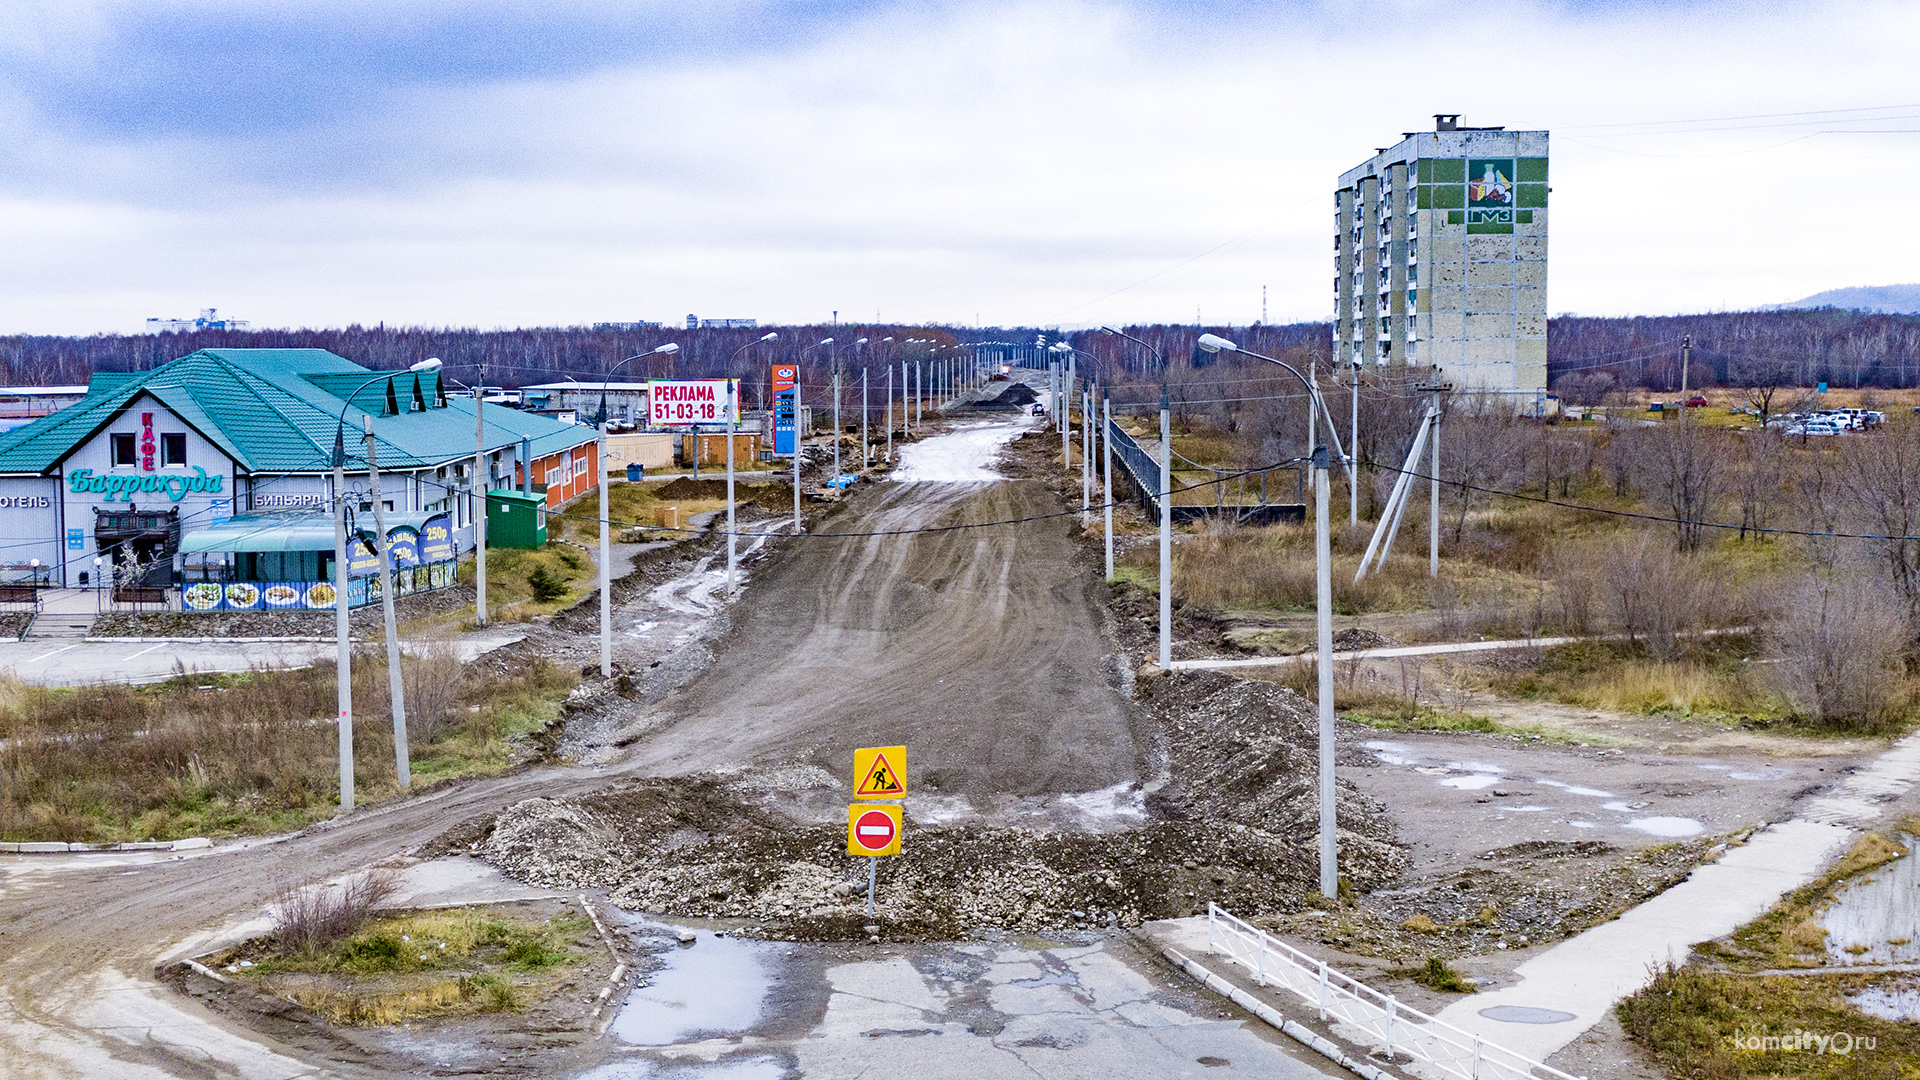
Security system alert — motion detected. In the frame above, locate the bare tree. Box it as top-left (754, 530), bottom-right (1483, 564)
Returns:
top-left (1839, 423), bottom-right (1920, 629)
top-left (1733, 430), bottom-right (1786, 541)
top-left (1637, 423), bottom-right (1728, 552)
top-left (1729, 355), bottom-right (1802, 429)
top-left (1767, 572), bottom-right (1907, 732)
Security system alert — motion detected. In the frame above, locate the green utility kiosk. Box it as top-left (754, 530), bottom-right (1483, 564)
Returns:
top-left (486, 490), bottom-right (547, 549)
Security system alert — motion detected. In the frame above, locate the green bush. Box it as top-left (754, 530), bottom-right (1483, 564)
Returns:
top-left (526, 564), bottom-right (568, 602)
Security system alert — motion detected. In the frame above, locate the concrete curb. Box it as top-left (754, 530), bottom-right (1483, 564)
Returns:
top-left (1160, 944), bottom-right (1398, 1080)
top-left (83, 636), bottom-right (341, 644)
top-left (1, 837), bottom-right (211, 854)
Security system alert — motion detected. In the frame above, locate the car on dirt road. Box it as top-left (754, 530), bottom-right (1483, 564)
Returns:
top-left (1031, 403), bottom-right (1047, 416)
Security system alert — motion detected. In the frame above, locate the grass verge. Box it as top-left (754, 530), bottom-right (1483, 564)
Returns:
top-left (1618, 964), bottom-right (1920, 1079)
top-left (231, 906), bottom-right (592, 1025)
top-left (0, 656), bottom-right (576, 843)
top-left (1702, 828), bottom-right (1916, 972)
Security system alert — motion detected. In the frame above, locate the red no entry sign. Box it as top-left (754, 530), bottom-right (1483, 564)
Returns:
top-left (847, 804), bottom-right (901, 856)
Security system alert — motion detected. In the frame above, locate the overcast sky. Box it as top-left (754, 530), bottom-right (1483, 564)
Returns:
top-left (3, 0), bottom-right (1917, 335)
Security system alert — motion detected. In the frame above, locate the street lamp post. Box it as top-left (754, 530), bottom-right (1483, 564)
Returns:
top-left (331, 356), bottom-right (442, 800)
top-left (1196, 332), bottom-right (1353, 901)
top-left (726, 333), bottom-right (778, 594)
top-left (597, 344), bottom-right (679, 678)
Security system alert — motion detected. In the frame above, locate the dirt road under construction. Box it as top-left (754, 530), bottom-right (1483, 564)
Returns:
top-left (626, 477), bottom-right (1145, 798)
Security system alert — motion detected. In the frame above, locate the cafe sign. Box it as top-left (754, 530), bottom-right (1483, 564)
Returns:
top-left (68, 467), bottom-right (223, 503)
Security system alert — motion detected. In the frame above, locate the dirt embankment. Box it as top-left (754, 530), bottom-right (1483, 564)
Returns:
top-left (463, 668), bottom-right (1409, 941)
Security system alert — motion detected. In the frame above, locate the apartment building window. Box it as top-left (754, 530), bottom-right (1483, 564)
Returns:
top-left (160, 433), bottom-right (187, 466)
top-left (111, 433), bottom-right (137, 466)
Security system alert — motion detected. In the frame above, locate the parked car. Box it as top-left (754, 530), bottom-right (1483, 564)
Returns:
top-left (1787, 419), bottom-right (1843, 437)
top-left (1684, 395), bottom-right (1709, 407)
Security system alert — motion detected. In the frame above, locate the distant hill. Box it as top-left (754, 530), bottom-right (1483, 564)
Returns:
top-left (1774, 284), bottom-right (1920, 314)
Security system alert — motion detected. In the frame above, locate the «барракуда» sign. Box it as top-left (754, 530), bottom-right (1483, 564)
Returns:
top-left (67, 467), bottom-right (223, 502)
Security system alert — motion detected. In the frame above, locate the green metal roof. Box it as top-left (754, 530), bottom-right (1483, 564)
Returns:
top-left (0, 348), bottom-right (594, 476)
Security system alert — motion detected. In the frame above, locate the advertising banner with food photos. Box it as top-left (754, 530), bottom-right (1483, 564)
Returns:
top-left (182, 560), bottom-right (457, 611)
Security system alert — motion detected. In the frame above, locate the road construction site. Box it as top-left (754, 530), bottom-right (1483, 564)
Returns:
top-left (2, 372), bottom-right (1917, 1079)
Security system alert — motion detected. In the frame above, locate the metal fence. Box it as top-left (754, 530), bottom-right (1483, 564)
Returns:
top-left (1106, 416), bottom-right (1163, 516)
top-left (1205, 904), bottom-right (1581, 1080)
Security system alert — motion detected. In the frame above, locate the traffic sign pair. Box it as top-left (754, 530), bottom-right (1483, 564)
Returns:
top-left (846, 745), bottom-right (906, 856)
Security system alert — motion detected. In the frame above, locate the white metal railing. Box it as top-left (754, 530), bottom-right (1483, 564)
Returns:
top-left (1205, 903), bottom-right (1581, 1080)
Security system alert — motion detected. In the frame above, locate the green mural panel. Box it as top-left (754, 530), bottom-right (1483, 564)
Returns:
top-left (1517, 184), bottom-right (1548, 208)
top-left (1467, 221), bottom-right (1514, 235)
top-left (1517, 210), bottom-right (1535, 224)
top-left (1431, 185), bottom-right (1465, 209)
top-left (1417, 185), bottom-right (1432, 209)
top-left (1417, 158), bottom-right (1432, 183)
top-left (1516, 157), bottom-right (1549, 183)
top-left (1431, 158), bottom-right (1465, 184)
top-left (1447, 210), bottom-right (1466, 225)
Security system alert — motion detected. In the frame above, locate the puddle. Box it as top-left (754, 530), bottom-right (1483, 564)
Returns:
top-left (576, 1057), bottom-right (788, 1080)
top-left (1567, 820), bottom-right (1598, 829)
top-left (1848, 980), bottom-right (1920, 1022)
top-left (1821, 834), bottom-right (1920, 966)
top-left (1440, 775), bottom-right (1503, 790)
top-left (1625, 817), bottom-right (1704, 838)
top-left (1364, 740), bottom-right (1417, 766)
top-left (1534, 778), bottom-right (1616, 798)
top-left (1602, 801), bottom-right (1649, 813)
top-left (1507, 806), bottom-right (1552, 813)
top-left (609, 923), bottom-right (774, 1046)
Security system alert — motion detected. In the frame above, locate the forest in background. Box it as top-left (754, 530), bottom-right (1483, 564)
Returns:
top-left (1, 306), bottom-right (1916, 403)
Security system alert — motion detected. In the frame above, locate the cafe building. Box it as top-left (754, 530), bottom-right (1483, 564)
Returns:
top-left (0, 348), bottom-right (599, 607)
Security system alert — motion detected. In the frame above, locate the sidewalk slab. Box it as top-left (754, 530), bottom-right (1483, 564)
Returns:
top-left (1429, 817), bottom-right (1852, 1062)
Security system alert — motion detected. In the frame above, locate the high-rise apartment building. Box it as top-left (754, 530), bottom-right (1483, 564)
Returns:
top-left (1334, 116), bottom-right (1548, 396)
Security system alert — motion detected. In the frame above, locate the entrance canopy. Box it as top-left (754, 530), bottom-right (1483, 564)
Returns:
top-left (180, 511), bottom-right (335, 553)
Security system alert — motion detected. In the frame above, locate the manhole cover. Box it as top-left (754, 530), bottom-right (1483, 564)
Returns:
top-left (1478, 1005), bottom-right (1576, 1025)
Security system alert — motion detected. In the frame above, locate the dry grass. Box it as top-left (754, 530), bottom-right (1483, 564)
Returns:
top-left (1711, 828), bottom-right (1916, 972)
top-left (240, 906), bottom-right (589, 1025)
top-left (1483, 638), bottom-right (1791, 723)
top-left (1618, 964), bottom-right (1920, 1079)
top-left (0, 656), bottom-right (576, 842)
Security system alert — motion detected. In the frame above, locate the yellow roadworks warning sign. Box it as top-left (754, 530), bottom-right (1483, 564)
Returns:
top-left (847, 803), bottom-right (902, 856)
top-left (853, 745), bottom-right (907, 798)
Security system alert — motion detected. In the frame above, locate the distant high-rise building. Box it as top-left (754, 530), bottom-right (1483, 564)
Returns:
top-left (687, 314), bottom-right (700, 330)
top-left (1335, 115), bottom-right (1547, 396)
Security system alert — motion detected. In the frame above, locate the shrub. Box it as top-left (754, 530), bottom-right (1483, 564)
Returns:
top-left (526, 564), bottom-right (569, 602)
top-left (1766, 573), bottom-right (1908, 732)
top-left (269, 869), bottom-right (400, 955)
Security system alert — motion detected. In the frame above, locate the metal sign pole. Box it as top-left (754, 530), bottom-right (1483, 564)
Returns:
top-left (475, 359), bottom-right (488, 626)
top-left (792, 380), bottom-right (802, 533)
top-left (866, 856), bottom-right (877, 917)
top-left (1103, 393), bottom-right (1113, 581)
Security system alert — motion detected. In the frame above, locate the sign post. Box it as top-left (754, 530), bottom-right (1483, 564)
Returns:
top-left (648, 378), bottom-right (739, 592)
top-left (849, 745), bottom-right (907, 917)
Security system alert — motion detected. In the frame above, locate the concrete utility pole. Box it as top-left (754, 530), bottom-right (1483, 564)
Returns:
top-left (1159, 393), bottom-right (1172, 671)
top-left (1680, 334), bottom-right (1693, 423)
top-left (597, 417), bottom-right (613, 678)
top-left (1350, 363), bottom-right (1360, 526)
top-left (362, 415), bottom-right (410, 788)
top-left (726, 379), bottom-right (738, 595)
top-left (885, 367), bottom-right (893, 463)
top-left (1102, 392), bottom-right (1113, 580)
top-left (1082, 385), bottom-right (1092, 523)
top-left (331, 431), bottom-right (354, 811)
top-left (474, 359), bottom-right (488, 626)
top-left (1313, 444), bottom-right (1336, 900)
top-left (832, 367), bottom-right (841, 478)
top-left (1430, 390), bottom-right (1441, 577)
top-left (861, 368), bottom-right (868, 471)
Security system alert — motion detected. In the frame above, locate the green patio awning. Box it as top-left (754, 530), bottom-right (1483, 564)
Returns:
top-left (180, 512), bottom-right (337, 553)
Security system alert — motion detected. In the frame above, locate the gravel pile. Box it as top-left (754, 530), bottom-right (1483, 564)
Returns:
top-left (466, 669), bottom-right (1410, 942)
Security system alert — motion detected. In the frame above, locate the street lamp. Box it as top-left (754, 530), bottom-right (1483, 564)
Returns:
top-left (1196, 331), bottom-right (1348, 901)
top-left (725, 333), bottom-right (777, 594)
top-left (594, 343), bottom-right (678, 678)
top-left (330, 355), bottom-right (442, 805)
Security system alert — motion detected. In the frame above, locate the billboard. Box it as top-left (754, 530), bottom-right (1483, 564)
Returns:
top-left (772, 364), bottom-right (798, 455)
top-left (648, 379), bottom-right (733, 427)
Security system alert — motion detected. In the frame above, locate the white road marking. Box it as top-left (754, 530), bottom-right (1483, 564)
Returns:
top-left (123, 643), bottom-right (167, 661)
top-left (25, 643), bottom-right (80, 664)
